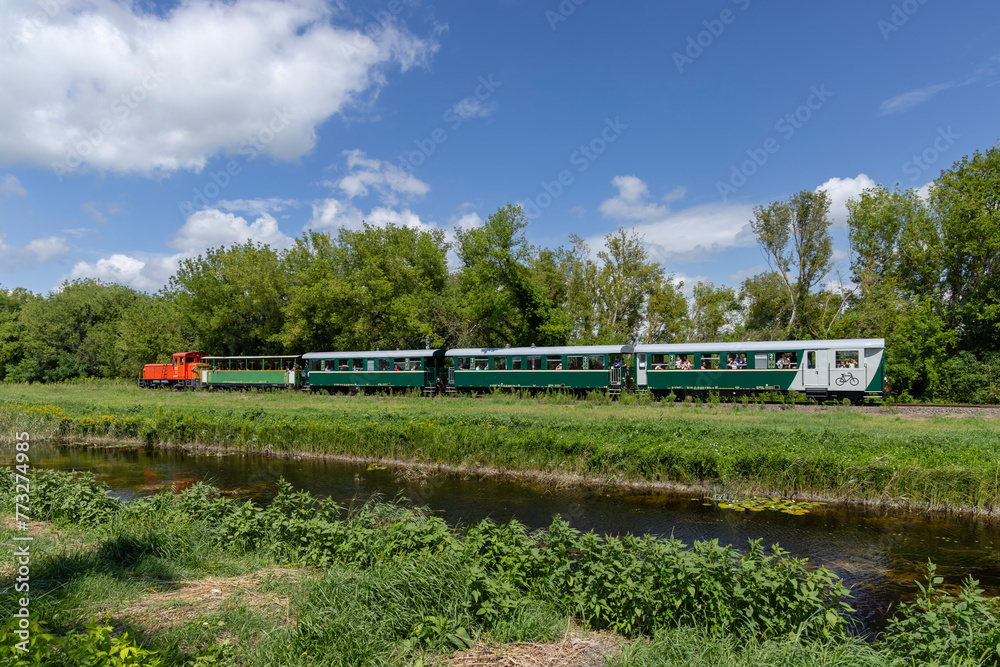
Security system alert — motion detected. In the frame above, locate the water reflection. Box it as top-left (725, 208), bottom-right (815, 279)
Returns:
top-left (11, 442), bottom-right (1000, 634)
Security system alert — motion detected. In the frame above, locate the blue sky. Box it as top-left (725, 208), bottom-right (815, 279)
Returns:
top-left (1, 0), bottom-right (998, 295)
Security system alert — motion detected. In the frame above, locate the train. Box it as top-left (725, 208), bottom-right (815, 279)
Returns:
top-left (140, 338), bottom-right (887, 403)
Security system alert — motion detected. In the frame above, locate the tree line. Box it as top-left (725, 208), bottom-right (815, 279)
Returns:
top-left (2, 144), bottom-right (998, 402)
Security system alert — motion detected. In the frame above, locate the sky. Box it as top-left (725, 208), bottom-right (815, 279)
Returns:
top-left (1, 0), bottom-right (998, 296)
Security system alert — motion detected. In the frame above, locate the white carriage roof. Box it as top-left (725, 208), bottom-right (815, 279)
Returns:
top-left (446, 345), bottom-right (634, 357)
top-left (302, 349), bottom-right (445, 360)
top-left (634, 339), bottom-right (885, 354)
top-left (201, 355), bottom-right (301, 360)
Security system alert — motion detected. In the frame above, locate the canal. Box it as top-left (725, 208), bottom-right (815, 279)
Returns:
top-left (18, 442), bottom-right (1000, 635)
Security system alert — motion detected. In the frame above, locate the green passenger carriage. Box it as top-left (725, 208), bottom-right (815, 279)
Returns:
top-left (201, 355), bottom-right (305, 390)
top-left (444, 345), bottom-right (634, 393)
top-left (302, 349), bottom-right (448, 394)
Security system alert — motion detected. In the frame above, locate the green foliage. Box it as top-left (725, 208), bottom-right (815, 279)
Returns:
top-left (886, 562), bottom-right (1000, 665)
top-left (0, 618), bottom-right (161, 667)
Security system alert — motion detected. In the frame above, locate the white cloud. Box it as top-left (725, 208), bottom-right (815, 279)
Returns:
top-left (916, 181), bottom-right (933, 201)
top-left (67, 253), bottom-right (181, 293)
top-left (171, 210), bottom-right (294, 252)
top-left (25, 236), bottom-right (70, 262)
top-left (816, 174), bottom-right (877, 228)
top-left (448, 96), bottom-right (497, 121)
top-left (0, 174), bottom-right (26, 197)
top-left (308, 198), bottom-right (434, 233)
top-left (65, 208), bottom-right (295, 291)
top-left (450, 212), bottom-right (482, 230)
top-left (332, 149), bottom-right (430, 205)
top-left (878, 82), bottom-right (953, 116)
top-left (0, 232), bottom-right (69, 267)
top-left (1, 0), bottom-right (438, 175)
top-left (80, 200), bottom-right (125, 224)
top-left (597, 176), bottom-right (756, 262)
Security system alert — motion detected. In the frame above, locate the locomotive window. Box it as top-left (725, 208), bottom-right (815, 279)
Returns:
top-left (567, 355), bottom-right (583, 370)
top-left (408, 360), bottom-right (421, 371)
top-left (835, 350), bottom-right (859, 368)
top-left (527, 356), bottom-right (541, 370)
top-left (512, 356), bottom-right (522, 370)
top-left (546, 357), bottom-right (563, 370)
top-left (700, 353), bottom-right (720, 370)
top-left (493, 356), bottom-right (507, 370)
top-left (455, 357), bottom-right (471, 370)
top-left (589, 355), bottom-right (605, 370)
top-left (474, 357), bottom-right (488, 370)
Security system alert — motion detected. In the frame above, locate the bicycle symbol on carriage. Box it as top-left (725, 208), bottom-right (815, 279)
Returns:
top-left (835, 373), bottom-right (859, 387)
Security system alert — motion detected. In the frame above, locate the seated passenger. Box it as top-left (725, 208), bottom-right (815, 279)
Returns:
top-left (555, 363), bottom-right (562, 370)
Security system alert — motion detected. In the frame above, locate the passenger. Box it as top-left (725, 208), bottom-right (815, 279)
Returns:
top-left (701, 361), bottom-right (708, 370)
top-left (555, 363), bottom-right (562, 370)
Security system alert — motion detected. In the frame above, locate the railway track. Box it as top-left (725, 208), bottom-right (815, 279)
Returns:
top-left (887, 402), bottom-right (1000, 409)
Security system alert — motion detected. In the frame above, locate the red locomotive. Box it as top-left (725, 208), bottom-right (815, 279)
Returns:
top-left (139, 352), bottom-right (206, 389)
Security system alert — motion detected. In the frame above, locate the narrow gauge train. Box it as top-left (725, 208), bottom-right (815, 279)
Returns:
top-left (141, 338), bottom-right (886, 402)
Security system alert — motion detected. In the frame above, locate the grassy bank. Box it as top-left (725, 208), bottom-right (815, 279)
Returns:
top-left (3, 469), bottom-right (1000, 666)
top-left (2, 380), bottom-right (1000, 513)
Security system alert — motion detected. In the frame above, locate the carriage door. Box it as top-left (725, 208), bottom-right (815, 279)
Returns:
top-left (803, 350), bottom-right (828, 387)
top-left (636, 353), bottom-right (647, 387)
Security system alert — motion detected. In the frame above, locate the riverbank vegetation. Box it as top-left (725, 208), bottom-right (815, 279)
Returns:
top-left (2, 144), bottom-right (1000, 403)
top-left (2, 469), bottom-right (1000, 666)
top-left (3, 380), bottom-right (1000, 514)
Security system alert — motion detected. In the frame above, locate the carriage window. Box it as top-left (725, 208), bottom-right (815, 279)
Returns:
top-left (804, 352), bottom-right (815, 369)
top-left (546, 357), bottom-right (563, 370)
top-left (339, 360), bottom-right (350, 371)
top-left (474, 357), bottom-right (488, 371)
top-left (650, 354), bottom-right (667, 370)
top-left (527, 356), bottom-right (541, 370)
top-left (588, 355), bottom-right (605, 370)
top-left (408, 360), bottom-right (421, 371)
top-left (455, 357), bottom-right (471, 370)
top-left (376, 358), bottom-right (391, 371)
top-left (675, 354), bottom-right (692, 369)
top-left (835, 351), bottom-right (859, 369)
top-left (726, 353), bottom-right (747, 369)
top-left (512, 356), bottom-right (522, 370)
top-left (567, 355), bottom-right (583, 370)
top-left (354, 360), bottom-right (365, 371)
top-left (700, 353), bottom-right (720, 370)
top-left (492, 356), bottom-right (507, 370)
top-left (776, 352), bottom-right (798, 369)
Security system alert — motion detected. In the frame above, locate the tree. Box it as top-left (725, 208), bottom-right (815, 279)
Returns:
top-left (684, 281), bottom-right (738, 343)
top-left (280, 225), bottom-right (450, 352)
top-left (115, 294), bottom-right (188, 378)
top-left (170, 242), bottom-right (288, 356)
top-left (0, 287), bottom-right (40, 382)
top-left (930, 144), bottom-right (1000, 352)
top-left (452, 204), bottom-right (553, 346)
top-left (750, 189), bottom-right (833, 337)
top-left (643, 277), bottom-right (688, 344)
top-left (735, 271), bottom-right (791, 340)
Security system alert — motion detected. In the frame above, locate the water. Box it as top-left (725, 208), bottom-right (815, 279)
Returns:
top-left (15, 442), bottom-right (1000, 634)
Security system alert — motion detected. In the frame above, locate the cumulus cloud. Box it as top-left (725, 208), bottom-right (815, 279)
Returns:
top-left (0, 174), bottom-right (27, 197)
top-left (331, 149), bottom-right (430, 205)
top-left (816, 174), bottom-right (877, 228)
top-left (0, 232), bottom-right (69, 268)
top-left (308, 198), bottom-right (435, 233)
top-left (170, 210), bottom-right (294, 252)
top-left (65, 209), bottom-right (295, 292)
top-left (1, 0), bottom-right (438, 175)
top-left (597, 175), bottom-right (756, 263)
